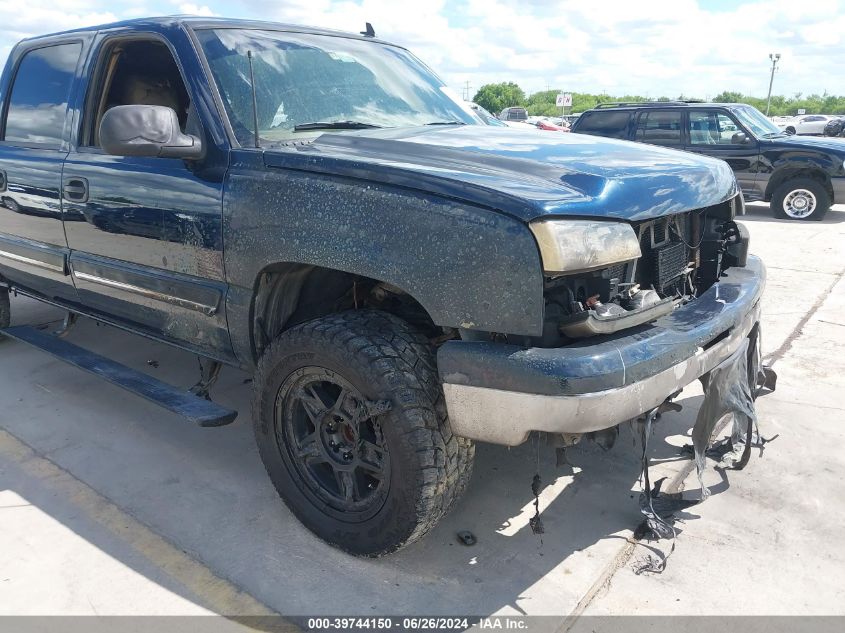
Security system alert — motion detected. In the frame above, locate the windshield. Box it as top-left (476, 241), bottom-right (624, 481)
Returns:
top-left (732, 105), bottom-right (782, 138)
top-left (196, 29), bottom-right (478, 145)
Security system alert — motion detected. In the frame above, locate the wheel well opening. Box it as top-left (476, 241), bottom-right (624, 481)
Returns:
top-left (765, 168), bottom-right (832, 201)
top-left (251, 263), bottom-right (441, 358)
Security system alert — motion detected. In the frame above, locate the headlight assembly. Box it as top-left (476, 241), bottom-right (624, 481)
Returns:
top-left (529, 219), bottom-right (642, 275)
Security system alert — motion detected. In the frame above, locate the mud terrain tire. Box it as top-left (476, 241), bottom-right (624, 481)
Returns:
top-left (252, 309), bottom-right (474, 556)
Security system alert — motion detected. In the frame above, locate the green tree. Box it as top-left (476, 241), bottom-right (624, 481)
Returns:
top-left (525, 90), bottom-right (560, 116)
top-left (472, 87), bottom-right (845, 118)
top-left (676, 93), bottom-right (705, 102)
top-left (472, 82), bottom-right (526, 115)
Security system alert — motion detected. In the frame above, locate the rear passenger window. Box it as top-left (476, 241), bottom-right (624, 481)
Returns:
top-left (635, 110), bottom-right (682, 146)
top-left (3, 42), bottom-right (82, 148)
top-left (575, 111), bottom-right (631, 139)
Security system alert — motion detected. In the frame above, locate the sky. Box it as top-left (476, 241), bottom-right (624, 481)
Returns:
top-left (0, 0), bottom-right (843, 100)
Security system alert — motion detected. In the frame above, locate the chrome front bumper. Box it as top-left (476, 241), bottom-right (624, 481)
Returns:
top-left (439, 256), bottom-right (765, 446)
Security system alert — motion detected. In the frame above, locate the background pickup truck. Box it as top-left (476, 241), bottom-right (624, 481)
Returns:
top-left (0, 16), bottom-right (762, 556)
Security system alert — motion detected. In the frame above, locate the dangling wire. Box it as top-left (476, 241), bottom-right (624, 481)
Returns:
top-left (529, 433), bottom-right (544, 536)
top-left (633, 408), bottom-right (677, 574)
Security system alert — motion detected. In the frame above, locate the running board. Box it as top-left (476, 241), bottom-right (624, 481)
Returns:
top-left (2, 325), bottom-right (238, 427)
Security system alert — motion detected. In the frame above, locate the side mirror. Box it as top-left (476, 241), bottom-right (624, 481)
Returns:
top-left (731, 131), bottom-right (749, 144)
top-left (99, 105), bottom-right (203, 159)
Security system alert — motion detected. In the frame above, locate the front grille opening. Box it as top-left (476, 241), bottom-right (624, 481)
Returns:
top-left (631, 213), bottom-right (693, 294)
top-left (653, 219), bottom-right (668, 245)
top-left (653, 241), bottom-right (687, 289)
top-left (536, 209), bottom-right (710, 347)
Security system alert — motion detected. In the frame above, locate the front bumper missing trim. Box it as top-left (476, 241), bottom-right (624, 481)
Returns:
top-left (439, 256), bottom-right (766, 446)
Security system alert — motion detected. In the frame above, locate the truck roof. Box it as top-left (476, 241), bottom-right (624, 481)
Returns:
top-left (19, 15), bottom-right (395, 46)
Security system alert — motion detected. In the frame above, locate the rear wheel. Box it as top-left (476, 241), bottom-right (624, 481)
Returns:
top-left (252, 310), bottom-right (474, 556)
top-left (771, 178), bottom-right (830, 221)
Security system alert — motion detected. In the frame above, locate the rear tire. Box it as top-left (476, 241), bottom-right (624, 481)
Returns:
top-left (771, 178), bottom-right (830, 221)
top-left (251, 309), bottom-right (474, 556)
top-left (0, 288), bottom-right (9, 330)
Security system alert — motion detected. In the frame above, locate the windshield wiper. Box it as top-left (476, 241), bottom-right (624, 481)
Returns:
top-left (293, 120), bottom-right (383, 131)
top-left (424, 120), bottom-right (466, 126)
top-left (761, 132), bottom-right (787, 138)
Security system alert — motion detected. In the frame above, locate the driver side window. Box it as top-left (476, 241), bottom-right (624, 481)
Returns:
top-left (688, 111), bottom-right (741, 146)
top-left (87, 39), bottom-right (191, 147)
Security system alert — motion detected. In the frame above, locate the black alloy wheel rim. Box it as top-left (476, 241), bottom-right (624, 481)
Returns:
top-left (275, 367), bottom-right (390, 519)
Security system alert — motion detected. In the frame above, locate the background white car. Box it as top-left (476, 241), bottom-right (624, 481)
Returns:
top-left (782, 114), bottom-right (833, 135)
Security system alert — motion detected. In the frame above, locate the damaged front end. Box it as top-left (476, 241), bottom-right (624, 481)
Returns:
top-left (437, 192), bottom-right (768, 447)
top-left (436, 189), bottom-right (778, 568)
top-left (531, 195), bottom-right (749, 346)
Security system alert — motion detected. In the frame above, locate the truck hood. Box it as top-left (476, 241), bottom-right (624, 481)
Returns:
top-left (263, 125), bottom-right (738, 222)
top-left (766, 133), bottom-right (845, 155)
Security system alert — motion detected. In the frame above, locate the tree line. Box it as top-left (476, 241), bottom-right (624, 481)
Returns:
top-left (472, 83), bottom-right (845, 117)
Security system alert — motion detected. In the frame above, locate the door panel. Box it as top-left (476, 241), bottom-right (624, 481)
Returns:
top-left (0, 41), bottom-right (83, 302)
top-left (685, 110), bottom-right (763, 200)
top-left (62, 154), bottom-right (224, 276)
top-left (0, 148), bottom-right (72, 299)
top-left (62, 152), bottom-right (231, 358)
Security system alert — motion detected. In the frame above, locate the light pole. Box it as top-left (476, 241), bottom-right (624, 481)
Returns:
top-left (766, 53), bottom-right (781, 116)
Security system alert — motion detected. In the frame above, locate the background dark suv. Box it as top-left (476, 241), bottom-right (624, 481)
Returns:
top-left (499, 106), bottom-right (528, 121)
top-left (572, 102), bottom-right (845, 220)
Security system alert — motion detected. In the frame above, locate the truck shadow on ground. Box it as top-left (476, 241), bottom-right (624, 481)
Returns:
top-left (0, 298), bottom-right (747, 618)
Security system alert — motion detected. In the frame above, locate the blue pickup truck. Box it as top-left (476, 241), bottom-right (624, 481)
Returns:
top-left (0, 16), bottom-right (764, 556)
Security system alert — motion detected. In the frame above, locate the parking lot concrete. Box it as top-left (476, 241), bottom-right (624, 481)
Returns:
top-left (1, 202), bottom-right (844, 621)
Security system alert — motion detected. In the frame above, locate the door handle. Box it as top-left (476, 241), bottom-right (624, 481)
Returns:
top-left (62, 177), bottom-right (89, 203)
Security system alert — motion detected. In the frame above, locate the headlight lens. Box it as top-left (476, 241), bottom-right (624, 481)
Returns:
top-left (529, 219), bottom-right (641, 275)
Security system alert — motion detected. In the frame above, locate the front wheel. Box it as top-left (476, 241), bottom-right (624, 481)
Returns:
top-left (771, 178), bottom-right (830, 221)
top-left (251, 310), bottom-right (474, 556)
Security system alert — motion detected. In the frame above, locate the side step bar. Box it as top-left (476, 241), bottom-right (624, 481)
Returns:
top-left (2, 325), bottom-right (237, 427)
